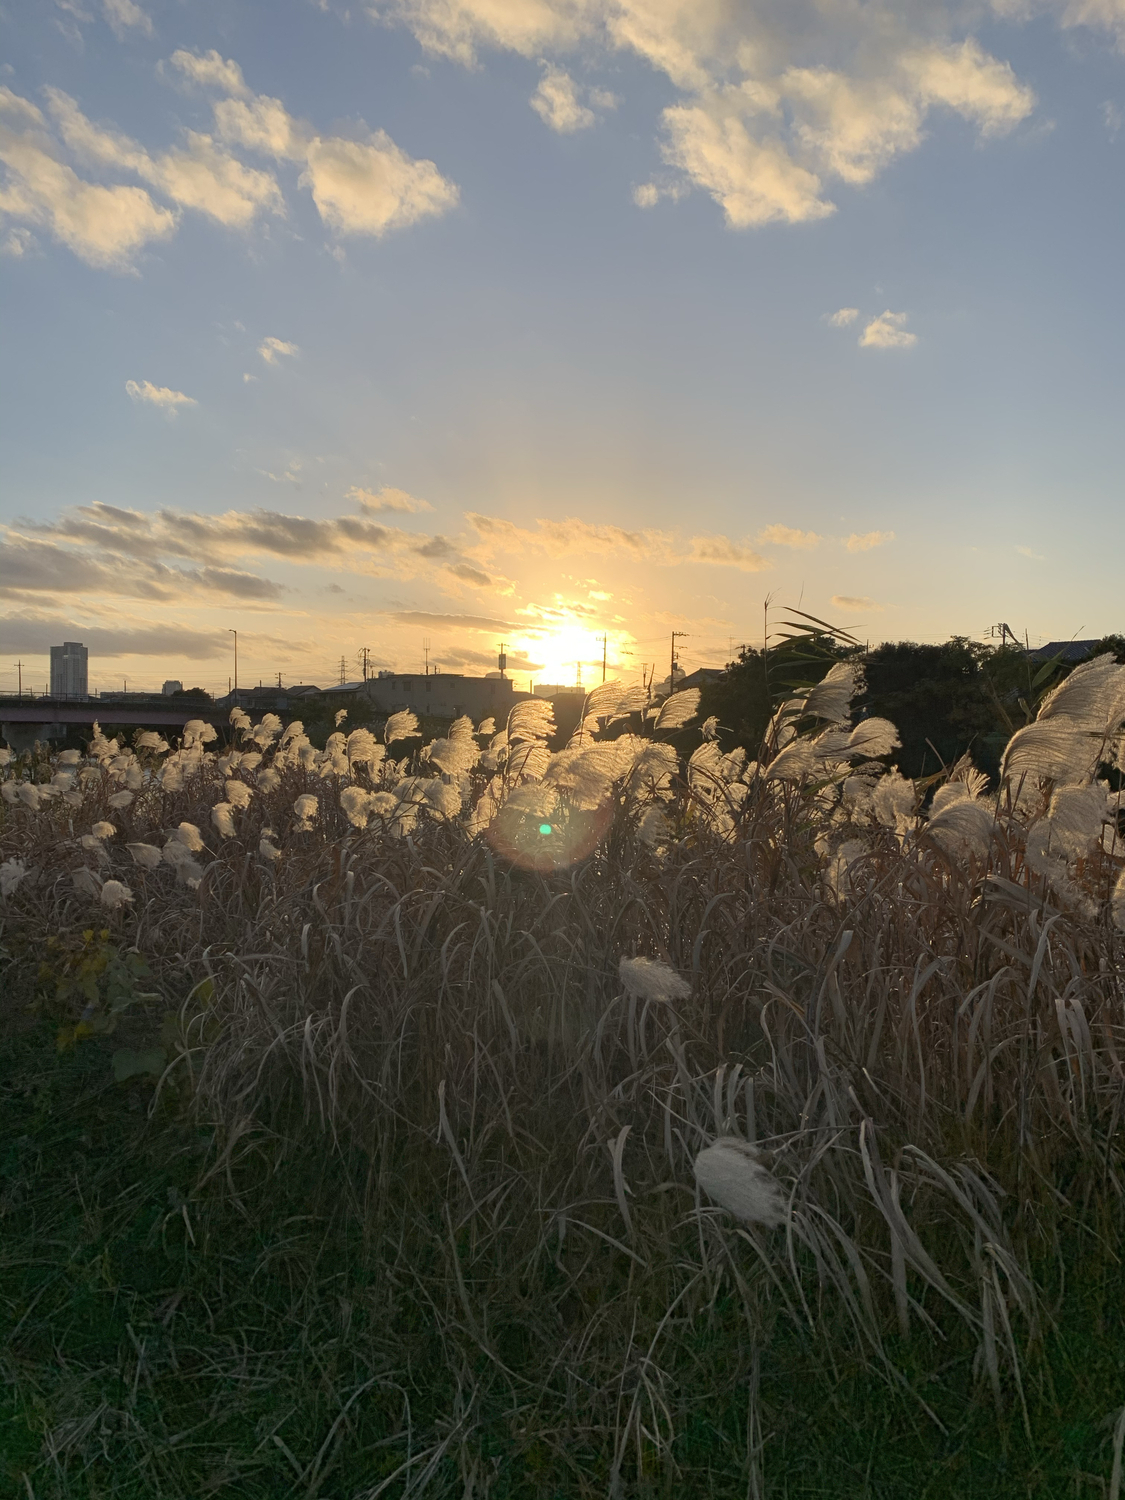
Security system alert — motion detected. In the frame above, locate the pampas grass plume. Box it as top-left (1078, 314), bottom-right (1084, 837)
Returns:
top-left (619, 955), bottom-right (691, 1004)
top-left (693, 1138), bottom-right (788, 1226)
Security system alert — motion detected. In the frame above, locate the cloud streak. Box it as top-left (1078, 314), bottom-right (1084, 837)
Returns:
top-left (126, 379), bottom-right (196, 410)
top-left (467, 512), bottom-right (770, 570)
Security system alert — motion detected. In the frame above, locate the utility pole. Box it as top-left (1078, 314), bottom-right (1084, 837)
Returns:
top-left (597, 633), bottom-right (608, 682)
top-left (338, 655), bottom-right (346, 686)
top-left (576, 660), bottom-right (582, 690)
top-left (358, 646), bottom-right (371, 683)
top-left (423, 637), bottom-right (430, 676)
top-left (229, 629), bottom-right (238, 694)
top-left (670, 631), bottom-right (687, 693)
top-left (17, 660), bottom-right (21, 697)
top-left (498, 642), bottom-right (507, 679)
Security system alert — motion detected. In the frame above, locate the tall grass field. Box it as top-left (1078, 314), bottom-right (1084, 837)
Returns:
top-left (3, 642), bottom-right (1124, 1498)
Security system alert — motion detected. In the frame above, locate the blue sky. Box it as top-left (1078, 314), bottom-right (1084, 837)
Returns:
top-left (1, 0), bottom-right (1123, 694)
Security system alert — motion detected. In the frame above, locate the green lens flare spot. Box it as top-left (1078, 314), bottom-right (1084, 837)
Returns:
top-left (538, 823), bottom-right (553, 836)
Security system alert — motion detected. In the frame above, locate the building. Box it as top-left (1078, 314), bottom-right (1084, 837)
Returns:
top-left (362, 671), bottom-right (528, 724)
top-left (50, 641), bottom-right (88, 699)
top-left (162, 680), bottom-right (183, 696)
top-left (1028, 640), bottom-right (1103, 663)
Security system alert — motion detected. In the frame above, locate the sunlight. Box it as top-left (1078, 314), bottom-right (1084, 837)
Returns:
top-left (512, 622), bottom-right (632, 689)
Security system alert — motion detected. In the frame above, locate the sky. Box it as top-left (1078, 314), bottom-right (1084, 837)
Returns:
top-left (1, 0), bottom-right (1123, 696)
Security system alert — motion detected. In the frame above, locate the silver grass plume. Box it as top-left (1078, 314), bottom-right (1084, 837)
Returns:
top-left (693, 1138), bottom-right (788, 1227)
top-left (802, 662), bottom-right (863, 726)
top-left (619, 955), bottom-right (690, 1004)
top-left (653, 688), bottom-right (701, 733)
top-left (385, 711), bottom-right (420, 745)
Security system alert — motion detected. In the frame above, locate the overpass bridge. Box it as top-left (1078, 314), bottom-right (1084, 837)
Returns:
top-left (0, 695), bottom-right (227, 753)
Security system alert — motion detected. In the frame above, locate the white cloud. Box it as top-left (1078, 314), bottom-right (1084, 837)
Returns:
top-left (859, 310), bottom-right (917, 348)
top-left (126, 379), bottom-right (196, 410)
top-left (845, 530), bottom-right (895, 551)
top-left (301, 133), bottom-right (458, 236)
top-left (169, 49), bottom-right (251, 98)
top-left (45, 88), bottom-right (283, 229)
top-left (827, 307), bottom-right (858, 326)
top-left (1016, 544), bottom-right (1045, 560)
top-left (2, 225), bottom-right (37, 256)
top-left (660, 102), bottom-right (833, 227)
top-left (530, 66), bottom-right (595, 132)
top-left (348, 485), bottom-right (434, 514)
top-left (174, 50), bottom-right (460, 239)
top-left (633, 182), bottom-right (659, 208)
top-left (103, 0), bottom-right (151, 38)
top-left (1104, 101), bottom-right (1123, 138)
top-left (0, 93), bottom-right (177, 268)
top-left (758, 524), bottom-right (821, 548)
top-left (831, 594), bottom-right (884, 612)
top-left (371, 1), bottom-right (1038, 230)
top-left (259, 335), bottom-right (299, 364)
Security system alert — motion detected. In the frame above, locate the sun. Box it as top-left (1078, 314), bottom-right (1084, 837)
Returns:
top-left (513, 623), bottom-right (630, 689)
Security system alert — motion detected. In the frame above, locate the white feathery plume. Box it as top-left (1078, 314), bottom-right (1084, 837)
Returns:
top-left (802, 662), bottom-right (862, 725)
top-left (294, 793), bottom-right (319, 822)
top-left (225, 780), bottom-right (253, 809)
top-left (107, 790), bottom-right (134, 810)
top-left (1112, 867), bottom-right (1125, 932)
top-left (51, 771), bottom-right (76, 792)
top-left (619, 955), bottom-right (690, 1004)
top-left (0, 858), bottom-right (28, 896)
top-left (259, 835), bottom-right (282, 862)
top-left (385, 711), bottom-right (420, 745)
top-left (693, 1138), bottom-right (788, 1226)
top-left (654, 689), bottom-right (701, 733)
top-left (426, 735), bottom-right (479, 776)
top-left (100, 879), bottom-right (133, 910)
top-left (625, 743), bottom-right (678, 801)
top-left (700, 715), bottom-right (720, 740)
top-left (506, 742), bottom-right (552, 780)
top-left (926, 797), bottom-right (995, 861)
top-left (0, 748), bottom-right (11, 768)
top-left (0, 783), bottom-right (19, 807)
top-left (280, 720), bottom-right (305, 745)
top-left (335, 709), bottom-right (348, 727)
top-left (340, 785), bottom-right (373, 828)
top-left (57, 748), bottom-right (82, 766)
top-left (635, 805), bottom-right (670, 846)
top-left (765, 739), bottom-right (815, 782)
top-left (1045, 783), bottom-right (1111, 860)
top-left (230, 708), bottom-right (252, 732)
top-left (174, 821), bottom-right (205, 852)
top-left (255, 713), bottom-right (283, 743)
top-left (211, 802), bottom-right (237, 838)
top-left (127, 843), bottom-right (163, 869)
top-left (842, 718), bottom-right (900, 759)
top-left (872, 770), bottom-right (917, 833)
top-left (80, 834), bottom-right (109, 860)
top-left (424, 780), bottom-right (462, 818)
top-left (15, 782), bottom-right (42, 810)
top-left (1038, 654), bottom-right (1125, 734)
top-left (91, 820), bottom-right (117, 839)
top-left (346, 728), bottom-right (383, 767)
top-left (475, 716), bottom-right (496, 736)
top-left (258, 768), bottom-right (281, 793)
top-left (508, 698), bottom-right (555, 744)
top-left (135, 731), bottom-right (169, 753)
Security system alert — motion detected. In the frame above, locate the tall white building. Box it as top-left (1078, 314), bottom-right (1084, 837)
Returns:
top-left (50, 641), bottom-right (88, 699)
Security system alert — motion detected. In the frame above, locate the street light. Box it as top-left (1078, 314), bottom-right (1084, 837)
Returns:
top-left (229, 629), bottom-right (238, 695)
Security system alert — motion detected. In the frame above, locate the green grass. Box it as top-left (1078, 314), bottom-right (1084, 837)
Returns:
top-left (4, 1016), bottom-right (1123, 1500)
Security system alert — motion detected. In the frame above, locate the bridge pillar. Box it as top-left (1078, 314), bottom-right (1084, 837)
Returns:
top-left (1, 723), bottom-right (65, 754)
